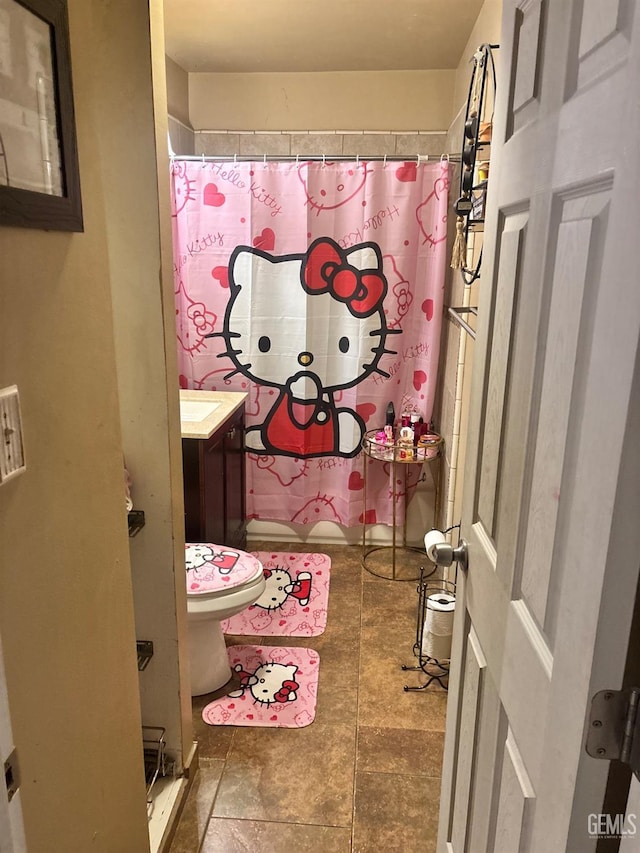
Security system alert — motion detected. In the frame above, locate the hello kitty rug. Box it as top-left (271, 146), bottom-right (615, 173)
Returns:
top-left (202, 645), bottom-right (319, 728)
top-left (221, 552), bottom-right (331, 637)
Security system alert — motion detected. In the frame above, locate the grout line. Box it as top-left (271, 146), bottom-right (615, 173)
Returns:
top-left (198, 813), bottom-right (353, 829)
top-left (193, 128), bottom-right (448, 136)
top-left (356, 767), bottom-right (446, 780)
top-left (194, 684), bottom-right (241, 851)
top-left (351, 555), bottom-right (365, 849)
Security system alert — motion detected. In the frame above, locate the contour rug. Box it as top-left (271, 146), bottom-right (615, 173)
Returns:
top-left (202, 645), bottom-right (319, 729)
top-left (221, 552), bottom-right (331, 637)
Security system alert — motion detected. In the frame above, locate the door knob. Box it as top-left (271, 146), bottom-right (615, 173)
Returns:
top-left (432, 540), bottom-right (468, 571)
top-left (424, 530), bottom-right (469, 571)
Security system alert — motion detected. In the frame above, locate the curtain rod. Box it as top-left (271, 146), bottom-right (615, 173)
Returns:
top-left (170, 153), bottom-right (461, 164)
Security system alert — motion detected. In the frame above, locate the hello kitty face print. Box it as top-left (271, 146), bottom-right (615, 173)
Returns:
top-left (185, 544), bottom-right (216, 571)
top-left (220, 237), bottom-right (399, 459)
top-left (228, 661), bottom-right (299, 706)
top-left (298, 160), bottom-right (370, 215)
top-left (171, 161), bottom-right (196, 217)
top-left (254, 566), bottom-right (312, 612)
top-left (184, 545), bottom-right (264, 596)
top-left (185, 545), bottom-right (239, 574)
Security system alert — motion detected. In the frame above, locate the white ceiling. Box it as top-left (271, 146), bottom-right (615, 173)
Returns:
top-left (163, 0), bottom-right (485, 73)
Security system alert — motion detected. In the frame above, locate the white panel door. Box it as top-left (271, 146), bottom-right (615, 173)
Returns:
top-left (438, 1), bottom-right (640, 850)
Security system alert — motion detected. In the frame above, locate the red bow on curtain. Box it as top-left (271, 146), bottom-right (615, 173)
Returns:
top-left (301, 237), bottom-right (385, 317)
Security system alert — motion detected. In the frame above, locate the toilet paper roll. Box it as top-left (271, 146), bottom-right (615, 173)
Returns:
top-left (424, 529), bottom-right (447, 562)
top-left (422, 593), bottom-right (455, 661)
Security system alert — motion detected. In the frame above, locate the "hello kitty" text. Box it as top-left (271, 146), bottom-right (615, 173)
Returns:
top-left (207, 162), bottom-right (247, 188)
top-left (372, 340), bottom-right (431, 385)
top-left (173, 254), bottom-right (187, 277)
top-left (186, 232), bottom-right (225, 256)
top-left (249, 181), bottom-right (282, 217)
top-left (337, 204), bottom-right (400, 248)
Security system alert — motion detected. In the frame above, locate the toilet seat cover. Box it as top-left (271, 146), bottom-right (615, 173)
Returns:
top-left (185, 544), bottom-right (263, 595)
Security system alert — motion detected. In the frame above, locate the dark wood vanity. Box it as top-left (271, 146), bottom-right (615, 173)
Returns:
top-left (180, 392), bottom-right (247, 550)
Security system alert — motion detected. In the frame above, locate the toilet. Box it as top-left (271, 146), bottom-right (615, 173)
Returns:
top-left (185, 543), bottom-right (266, 696)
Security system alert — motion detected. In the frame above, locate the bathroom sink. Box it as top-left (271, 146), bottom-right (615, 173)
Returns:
top-left (180, 400), bottom-right (221, 422)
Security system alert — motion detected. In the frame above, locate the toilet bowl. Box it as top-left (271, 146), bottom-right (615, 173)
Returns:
top-left (185, 543), bottom-right (266, 696)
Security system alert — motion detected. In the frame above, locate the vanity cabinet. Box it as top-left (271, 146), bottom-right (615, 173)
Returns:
top-left (182, 404), bottom-right (247, 549)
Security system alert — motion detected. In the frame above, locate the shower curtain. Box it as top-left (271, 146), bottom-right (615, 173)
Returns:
top-left (171, 158), bottom-right (449, 527)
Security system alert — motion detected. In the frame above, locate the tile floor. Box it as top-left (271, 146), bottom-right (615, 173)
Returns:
top-left (168, 542), bottom-right (448, 852)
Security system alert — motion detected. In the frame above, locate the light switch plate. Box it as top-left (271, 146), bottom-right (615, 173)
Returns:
top-left (0, 386), bottom-right (26, 484)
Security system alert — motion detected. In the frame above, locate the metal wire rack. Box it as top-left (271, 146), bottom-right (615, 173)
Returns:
top-left (402, 564), bottom-right (457, 691)
top-left (143, 726), bottom-right (169, 814)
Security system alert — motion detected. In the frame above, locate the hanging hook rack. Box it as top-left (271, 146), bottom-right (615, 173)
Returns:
top-left (452, 42), bottom-right (499, 285)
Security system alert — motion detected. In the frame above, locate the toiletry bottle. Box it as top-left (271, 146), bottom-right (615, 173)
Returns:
top-left (413, 415), bottom-right (423, 446)
top-left (385, 402), bottom-right (395, 427)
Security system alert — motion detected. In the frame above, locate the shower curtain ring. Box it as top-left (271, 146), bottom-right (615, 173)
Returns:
top-left (233, 153), bottom-right (237, 164)
top-left (383, 154), bottom-right (387, 168)
top-left (322, 155), bottom-right (326, 168)
top-left (263, 154), bottom-right (267, 165)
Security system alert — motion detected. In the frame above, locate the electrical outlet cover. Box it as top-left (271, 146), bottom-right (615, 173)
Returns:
top-left (0, 386), bottom-right (26, 483)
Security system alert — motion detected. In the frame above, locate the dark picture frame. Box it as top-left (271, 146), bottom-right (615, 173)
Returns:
top-left (0, 0), bottom-right (83, 231)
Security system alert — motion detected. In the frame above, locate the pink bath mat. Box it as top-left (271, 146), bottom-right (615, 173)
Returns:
top-left (202, 645), bottom-right (319, 729)
top-left (221, 552), bottom-right (331, 637)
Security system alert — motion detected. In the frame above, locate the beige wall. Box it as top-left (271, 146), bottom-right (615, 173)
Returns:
top-left (166, 56), bottom-right (195, 153)
top-left (189, 70), bottom-right (455, 131)
top-left (94, 0), bottom-right (191, 775)
top-left (166, 55), bottom-right (191, 126)
top-left (151, 0), bottom-right (194, 775)
top-left (0, 0), bottom-right (184, 849)
top-left (451, 0), bottom-right (502, 128)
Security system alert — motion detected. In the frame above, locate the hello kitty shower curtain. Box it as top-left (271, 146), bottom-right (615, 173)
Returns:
top-left (171, 158), bottom-right (449, 527)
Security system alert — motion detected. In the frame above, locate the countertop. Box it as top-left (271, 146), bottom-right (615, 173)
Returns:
top-left (179, 390), bottom-right (247, 440)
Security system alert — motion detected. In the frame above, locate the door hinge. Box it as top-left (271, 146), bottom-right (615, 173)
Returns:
top-left (586, 688), bottom-right (640, 779)
top-left (4, 748), bottom-right (19, 802)
top-left (136, 640), bottom-right (154, 671)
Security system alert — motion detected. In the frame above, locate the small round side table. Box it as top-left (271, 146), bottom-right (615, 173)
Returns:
top-left (361, 430), bottom-right (443, 581)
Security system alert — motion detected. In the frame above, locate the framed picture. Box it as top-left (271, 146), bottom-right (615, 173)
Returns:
top-left (0, 0), bottom-right (82, 231)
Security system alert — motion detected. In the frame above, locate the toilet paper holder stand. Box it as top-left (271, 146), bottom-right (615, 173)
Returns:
top-left (401, 526), bottom-right (467, 692)
top-left (402, 565), bottom-right (458, 692)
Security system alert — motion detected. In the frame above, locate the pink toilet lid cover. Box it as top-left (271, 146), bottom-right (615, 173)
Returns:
top-left (185, 544), bottom-right (263, 595)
